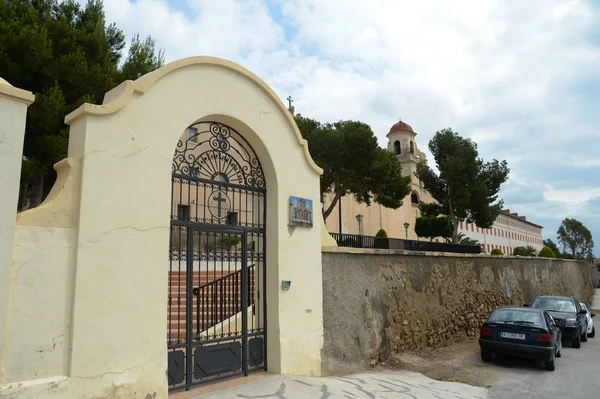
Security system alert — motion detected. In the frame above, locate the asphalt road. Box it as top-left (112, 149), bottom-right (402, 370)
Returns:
top-left (490, 317), bottom-right (600, 399)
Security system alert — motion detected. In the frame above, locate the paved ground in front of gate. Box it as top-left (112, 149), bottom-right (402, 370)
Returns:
top-left (173, 370), bottom-right (489, 399)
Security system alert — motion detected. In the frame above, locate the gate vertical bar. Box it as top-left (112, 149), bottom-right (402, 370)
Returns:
top-left (186, 226), bottom-right (194, 390)
top-left (241, 231), bottom-right (249, 376)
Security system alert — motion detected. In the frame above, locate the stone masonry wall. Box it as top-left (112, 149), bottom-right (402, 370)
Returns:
top-left (320, 248), bottom-right (595, 376)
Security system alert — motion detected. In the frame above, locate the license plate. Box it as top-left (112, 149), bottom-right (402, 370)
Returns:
top-left (500, 332), bottom-right (526, 339)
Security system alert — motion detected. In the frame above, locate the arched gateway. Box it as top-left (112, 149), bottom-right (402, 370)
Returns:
top-left (0, 57), bottom-right (326, 398)
top-left (168, 121), bottom-right (267, 391)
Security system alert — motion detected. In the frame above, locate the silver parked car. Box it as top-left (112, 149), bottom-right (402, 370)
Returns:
top-left (580, 303), bottom-right (596, 338)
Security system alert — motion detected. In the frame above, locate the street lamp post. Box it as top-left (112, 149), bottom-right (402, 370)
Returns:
top-left (403, 222), bottom-right (410, 239)
top-left (356, 214), bottom-right (364, 248)
top-left (356, 214), bottom-right (364, 235)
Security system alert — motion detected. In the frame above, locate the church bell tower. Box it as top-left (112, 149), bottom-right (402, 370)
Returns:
top-left (386, 119), bottom-right (427, 204)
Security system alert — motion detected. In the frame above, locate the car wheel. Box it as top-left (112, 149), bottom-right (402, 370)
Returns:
top-left (481, 349), bottom-right (492, 362)
top-left (572, 334), bottom-right (581, 348)
top-left (590, 327), bottom-right (595, 338)
top-left (581, 329), bottom-right (588, 342)
top-left (545, 358), bottom-right (555, 371)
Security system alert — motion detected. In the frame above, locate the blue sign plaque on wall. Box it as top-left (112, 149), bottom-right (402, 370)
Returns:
top-left (289, 196), bottom-right (313, 227)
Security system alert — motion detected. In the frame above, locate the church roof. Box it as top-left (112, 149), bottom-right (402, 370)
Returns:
top-left (387, 120), bottom-right (415, 136)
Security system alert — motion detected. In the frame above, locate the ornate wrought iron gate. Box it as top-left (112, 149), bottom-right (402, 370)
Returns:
top-left (167, 122), bottom-right (266, 392)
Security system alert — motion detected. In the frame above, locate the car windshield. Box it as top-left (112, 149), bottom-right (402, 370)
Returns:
top-left (532, 297), bottom-right (576, 313)
top-left (488, 309), bottom-right (544, 326)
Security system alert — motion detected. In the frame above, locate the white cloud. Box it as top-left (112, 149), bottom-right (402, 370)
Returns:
top-left (544, 187), bottom-right (600, 205)
top-left (81, 0), bottom-right (600, 253)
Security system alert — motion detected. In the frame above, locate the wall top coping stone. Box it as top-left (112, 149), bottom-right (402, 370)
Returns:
top-left (321, 246), bottom-right (587, 263)
top-left (0, 77), bottom-right (35, 105)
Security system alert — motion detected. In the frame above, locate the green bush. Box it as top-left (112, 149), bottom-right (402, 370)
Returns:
top-left (415, 216), bottom-right (453, 241)
top-left (374, 229), bottom-right (389, 249)
top-left (373, 229), bottom-right (388, 249)
top-left (375, 229), bottom-right (388, 238)
top-left (218, 235), bottom-right (241, 247)
top-left (491, 248), bottom-right (504, 256)
top-left (513, 246), bottom-right (528, 256)
top-left (538, 246), bottom-right (557, 258)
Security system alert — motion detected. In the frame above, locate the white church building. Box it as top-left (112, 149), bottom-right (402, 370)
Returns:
top-left (320, 118), bottom-right (544, 254)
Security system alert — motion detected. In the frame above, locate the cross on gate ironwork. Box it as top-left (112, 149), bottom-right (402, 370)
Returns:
top-left (213, 191), bottom-right (227, 218)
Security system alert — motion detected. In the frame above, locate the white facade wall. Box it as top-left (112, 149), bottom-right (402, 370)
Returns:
top-left (458, 212), bottom-right (544, 255)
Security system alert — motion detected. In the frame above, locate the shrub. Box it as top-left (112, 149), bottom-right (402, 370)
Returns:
top-left (491, 248), bottom-right (504, 256)
top-left (374, 229), bottom-right (389, 249)
top-left (218, 235), bottom-right (241, 247)
top-left (538, 246), bottom-right (557, 258)
top-left (375, 229), bottom-right (388, 238)
top-left (513, 246), bottom-right (528, 256)
top-left (525, 245), bottom-right (537, 256)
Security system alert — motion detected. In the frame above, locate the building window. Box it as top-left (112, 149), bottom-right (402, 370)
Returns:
top-left (410, 191), bottom-right (419, 205)
top-left (187, 127), bottom-right (198, 142)
top-left (394, 140), bottom-right (401, 155)
top-left (177, 204), bottom-right (190, 220)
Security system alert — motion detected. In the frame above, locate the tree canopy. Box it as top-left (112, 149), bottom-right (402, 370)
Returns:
top-left (415, 128), bottom-right (510, 242)
top-left (0, 0), bottom-right (164, 209)
top-left (295, 116), bottom-right (412, 220)
top-left (557, 218), bottom-right (594, 260)
top-left (414, 216), bottom-right (453, 242)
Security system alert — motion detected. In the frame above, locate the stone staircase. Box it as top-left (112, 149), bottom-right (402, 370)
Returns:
top-left (167, 267), bottom-right (255, 342)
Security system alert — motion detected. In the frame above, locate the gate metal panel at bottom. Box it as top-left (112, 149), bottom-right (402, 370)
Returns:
top-left (167, 226), bottom-right (266, 392)
top-left (194, 341), bottom-right (242, 379)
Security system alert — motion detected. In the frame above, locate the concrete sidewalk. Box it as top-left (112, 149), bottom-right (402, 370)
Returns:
top-left (180, 371), bottom-right (489, 399)
top-left (591, 288), bottom-right (600, 310)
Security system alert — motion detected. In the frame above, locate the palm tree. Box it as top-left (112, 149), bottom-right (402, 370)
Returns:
top-left (457, 232), bottom-right (480, 246)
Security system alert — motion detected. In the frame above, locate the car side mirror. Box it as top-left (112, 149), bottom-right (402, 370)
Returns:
top-left (578, 309), bottom-right (587, 315)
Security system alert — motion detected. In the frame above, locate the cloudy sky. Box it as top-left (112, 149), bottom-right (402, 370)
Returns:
top-left (94, 0), bottom-right (599, 255)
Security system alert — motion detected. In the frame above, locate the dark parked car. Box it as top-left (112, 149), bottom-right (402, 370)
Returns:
top-left (528, 295), bottom-right (587, 348)
top-left (479, 306), bottom-right (562, 371)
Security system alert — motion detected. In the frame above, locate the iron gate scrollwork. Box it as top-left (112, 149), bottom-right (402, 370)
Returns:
top-left (168, 122), bottom-right (267, 392)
